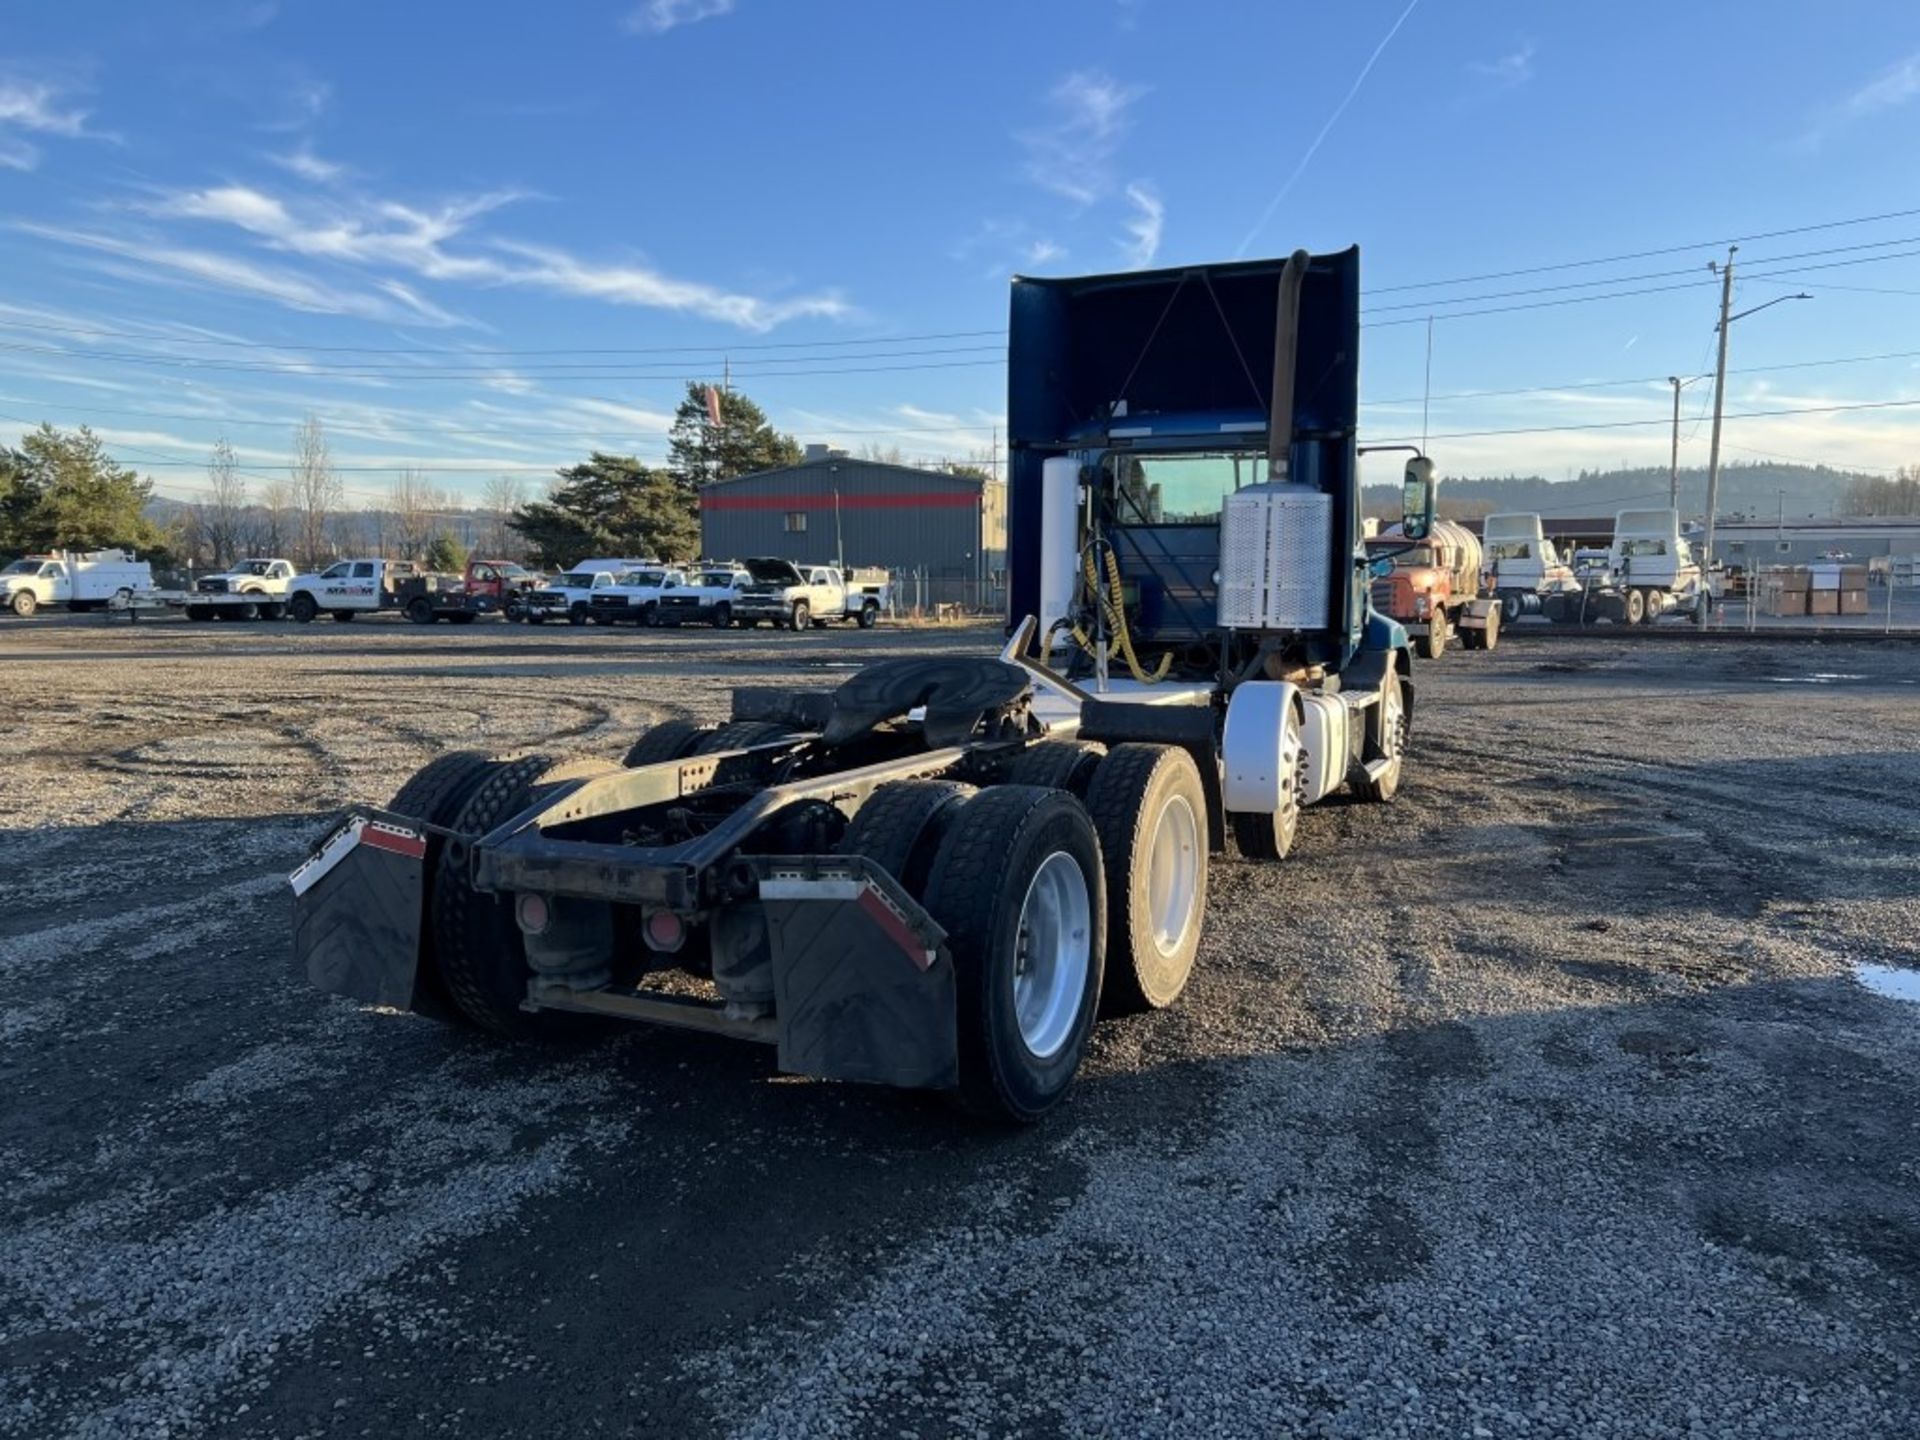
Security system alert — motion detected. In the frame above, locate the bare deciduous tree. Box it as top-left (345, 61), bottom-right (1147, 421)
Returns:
top-left (481, 475), bottom-right (525, 558)
top-left (259, 476), bottom-right (294, 557)
top-left (390, 468), bottom-right (441, 560)
top-left (204, 437), bottom-right (248, 567)
top-left (291, 415), bottom-right (342, 569)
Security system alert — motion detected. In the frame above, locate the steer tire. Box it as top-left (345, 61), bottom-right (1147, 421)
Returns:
top-left (433, 753), bottom-right (584, 1038)
top-left (690, 720), bottom-right (792, 755)
top-left (621, 718), bottom-right (706, 768)
top-left (1084, 744), bottom-right (1207, 1014)
top-left (1006, 740), bottom-right (1104, 797)
top-left (11, 590), bottom-right (38, 617)
top-left (922, 786), bottom-right (1106, 1123)
top-left (1350, 663), bottom-right (1409, 804)
top-left (289, 592), bottom-right (318, 623)
top-left (836, 779), bottom-right (974, 896)
top-left (790, 600), bottom-right (810, 632)
top-left (711, 602), bottom-right (732, 629)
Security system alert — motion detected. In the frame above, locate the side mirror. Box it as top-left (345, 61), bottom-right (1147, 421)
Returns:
top-left (1401, 457), bottom-right (1436, 540)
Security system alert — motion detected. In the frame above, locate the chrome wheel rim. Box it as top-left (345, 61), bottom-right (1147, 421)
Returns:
top-left (1014, 851), bottom-right (1092, 1059)
top-left (1146, 794), bottom-right (1201, 957)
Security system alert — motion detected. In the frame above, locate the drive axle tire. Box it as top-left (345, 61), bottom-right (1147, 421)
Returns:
top-left (186, 605), bottom-right (213, 622)
top-left (406, 597), bottom-right (435, 624)
top-left (921, 786), bottom-right (1106, 1123)
top-left (289, 592), bottom-right (318, 623)
top-left (621, 718), bottom-right (705, 768)
top-left (837, 779), bottom-right (974, 897)
top-left (1624, 587), bottom-right (1646, 626)
top-left (1086, 744), bottom-right (1207, 1014)
top-left (1006, 740), bottom-right (1104, 797)
top-left (1482, 608), bottom-right (1500, 652)
top-left (260, 602), bottom-right (285, 621)
top-left (385, 750), bottom-right (504, 1024)
top-left (857, 603), bottom-right (878, 629)
top-left (331, 610), bottom-right (356, 623)
top-left (433, 752), bottom-right (579, 1038)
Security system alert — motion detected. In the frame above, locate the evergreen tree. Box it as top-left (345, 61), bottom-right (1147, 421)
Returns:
top-left (666, 383), bottom-right (801, 488)
top-left (508, 452), bottom-right (699, 568)
top-left (0, 425), bottom-right (165, 556)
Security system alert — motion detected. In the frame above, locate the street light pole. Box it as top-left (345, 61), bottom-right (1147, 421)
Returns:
top-left (1696, 248), bottom-right (1811, 627)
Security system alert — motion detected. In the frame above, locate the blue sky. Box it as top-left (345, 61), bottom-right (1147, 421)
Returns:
top-left (2, 0), bottom-right (1918, 511)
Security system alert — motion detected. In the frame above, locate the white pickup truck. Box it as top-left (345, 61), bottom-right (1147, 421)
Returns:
top-left (732, 558), bottom-right (887, 630)
top-left (184, 557), bottom-right (299, 620)
top-left (657, 566), bottom-right (750, 628)
top-left (585, 565), bottom-right (688, 626)
top-left (523, 569), bottom-right (618, 625)
top-left (1, 549), bottom-right (154, 616)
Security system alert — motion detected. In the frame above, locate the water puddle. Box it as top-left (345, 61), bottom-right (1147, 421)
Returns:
top-left (1853, 962), bottom-right (1920, 1004)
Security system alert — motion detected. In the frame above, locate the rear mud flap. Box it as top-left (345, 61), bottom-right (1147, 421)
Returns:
top-left (289, 813), bottom-right (426, 1009)
top-left (760, 864), bottom-right (957, 1090)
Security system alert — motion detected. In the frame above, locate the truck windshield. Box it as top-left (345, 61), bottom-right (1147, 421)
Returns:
top-left (555, 573), bottom-right (595, 587)
top-left (618, 570), bottom-right (666, 586)
top-left (1107, 451), bottom-right (1273, 524)
top-left (2, 559), bottom-right (39, 574)
top-left (236, 560), bottom-right (273, 575)
top-left (701, 571), bottom-right (737, 586)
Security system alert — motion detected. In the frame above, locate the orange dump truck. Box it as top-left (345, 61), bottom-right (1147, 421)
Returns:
top-left (1367, 518), bottom-right (1500, 659)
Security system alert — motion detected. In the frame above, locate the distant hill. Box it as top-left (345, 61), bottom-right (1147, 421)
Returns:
top-left (1363, 461), bottom-right (1876, 523)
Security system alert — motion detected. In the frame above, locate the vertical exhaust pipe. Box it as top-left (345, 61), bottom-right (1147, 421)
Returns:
top-left (1268, 249), bottom-right (1311, 483)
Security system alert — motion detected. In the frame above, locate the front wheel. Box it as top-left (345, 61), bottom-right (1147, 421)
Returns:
top-left (568, 604), bottom-right (588, 626)
top-left (288, 592), bottom-right (318, 623)
top-left (921, 786), bottom-right (1105, 1123)
top-left (1351, 664), bottom-right (1409, 803)
top-left (790, 600), bottom-right (810, 631)
top-left (10, 590), bottom-right (37, 617)
top-left (1480, 607), bottom-right (1500, 651)
top-left (1420, 609), bottom-right (1449, 661)
top-left (1624, 587), bottom-right (1647, 626)
top-left (711, 602), bottom-right (732, 629)
top-left (639, 603), bottom-right (658, 628)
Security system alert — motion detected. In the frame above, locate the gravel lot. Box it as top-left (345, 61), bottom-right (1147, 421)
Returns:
top-left (2, 614), bottom-right (1918, 1440)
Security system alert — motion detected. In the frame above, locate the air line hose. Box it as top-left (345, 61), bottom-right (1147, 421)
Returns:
top-left (1070, 541), bottom-right (1170, 684)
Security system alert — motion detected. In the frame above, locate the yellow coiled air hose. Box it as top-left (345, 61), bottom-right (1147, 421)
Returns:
top-left (1070, 542), bottom-right (1171, 683)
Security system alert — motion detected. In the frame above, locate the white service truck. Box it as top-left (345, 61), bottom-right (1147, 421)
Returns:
top-left (523, 569), bottom-right (618, 625)
top-left (733, 558), bottom-right (887, 630)
top-left (585, 566), bottom-right (688, 626)
top-left (657, 566), bottom-right (751, 628)
top-left (1, 549), bottom-right (154, 617)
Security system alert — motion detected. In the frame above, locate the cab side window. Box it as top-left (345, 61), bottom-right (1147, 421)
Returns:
top-left (322, 563), bottom-right (350, 579)
top-left (352, 562), bottom-right (376, 579)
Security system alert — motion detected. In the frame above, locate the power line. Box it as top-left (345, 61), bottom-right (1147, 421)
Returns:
top-left (1368, 394), bottom-right (1920, 444)
top-left (1367, 204), bottom-right (1920, 295)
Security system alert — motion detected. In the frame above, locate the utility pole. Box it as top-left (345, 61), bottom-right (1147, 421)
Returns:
top-left (1668, 376), bottom-right (1684, 507)
top-left (1697, 248), bottom-right (1737, 628)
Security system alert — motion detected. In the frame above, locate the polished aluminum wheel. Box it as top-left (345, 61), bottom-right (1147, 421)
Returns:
top-left (1013, 851), bottom-right (1092, 1059)
top-left (1146, 793), bottom-right (1201, 958)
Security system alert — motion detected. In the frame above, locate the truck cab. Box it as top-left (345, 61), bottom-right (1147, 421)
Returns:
top-left (196, 558), bottom-right (296, 596)
top-left (659, 565), bottom-right (751, 628)
top-left (588, 566), bottom-right (687, 626)
top-left (525, 569), bottom-right (617, 625)
top-left (735, 559), bottom-right (881, 630)
top-left (1365, 520), bottom-right (1496, 658)
top-left (287, 559), bottom-right (417, 622)
top-left (1482, 512), bottom-right (1579, 622)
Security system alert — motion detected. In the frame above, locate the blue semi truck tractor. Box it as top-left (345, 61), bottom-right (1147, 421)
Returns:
top-left (287, 248), bottom-right (1433, 1122)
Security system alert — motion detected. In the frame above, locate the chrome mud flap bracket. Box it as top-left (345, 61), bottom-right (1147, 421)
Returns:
top-left (756, 857), bottom-right (959, 1090)
top-left (288, 809), bottom-right (428, 1009)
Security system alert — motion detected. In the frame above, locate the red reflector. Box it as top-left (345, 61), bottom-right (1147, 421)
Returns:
top-left (516, 893), bottom-right (550, 935)
top-left (644, 909), bottom-right (685, 951)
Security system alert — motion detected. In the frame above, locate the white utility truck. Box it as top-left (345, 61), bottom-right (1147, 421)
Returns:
top-left (657, 566), bottom-right (751, 627)
top-left (524, 569), bottom-right (618, 625)
top-left (733, 559), bottom-right (886, 630)
top-left (1, 549), bottom-right (153, 616)
top-left (585, 566), bottom-right (688, 626)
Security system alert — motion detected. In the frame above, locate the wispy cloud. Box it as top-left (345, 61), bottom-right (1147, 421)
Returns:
top-left (15, 221), bottom-right (464, 327)
top-left (0, 75), bottom-right (111, 171)
top-left (1019, 70), bottom-right (1146, 205)
top-left (1802, 51), bottom-right (1920, 148)
top-left (625, 0), bottom-right (736, 36)
top-left (1470, 41), bottom-right (1535, 88)
top-left (256, 77), bottom-right (331, 133)
top-left (1119, 183), bottom-right (1163, 268)
top-left (124, 178), bottom-right (849, 330)
top-left (1026, 238), bottom-right (1066, 266)
top-left (1237, 0), bottom-right (1424, 256)
top-left (268, 145), bottom-right (350, 184)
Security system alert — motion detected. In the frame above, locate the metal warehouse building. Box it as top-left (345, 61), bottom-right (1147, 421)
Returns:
top-left (699, 446), bottom-right (1007, 610)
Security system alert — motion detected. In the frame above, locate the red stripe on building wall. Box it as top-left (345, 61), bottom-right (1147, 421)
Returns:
top-left (701, 492), bottom-right (978, 511)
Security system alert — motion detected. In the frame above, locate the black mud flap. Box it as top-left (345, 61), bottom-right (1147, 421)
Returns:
top-left (760, 859), bottom-right (957, 1090)
top-left (289, 812), bottom-right (427, 1009)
